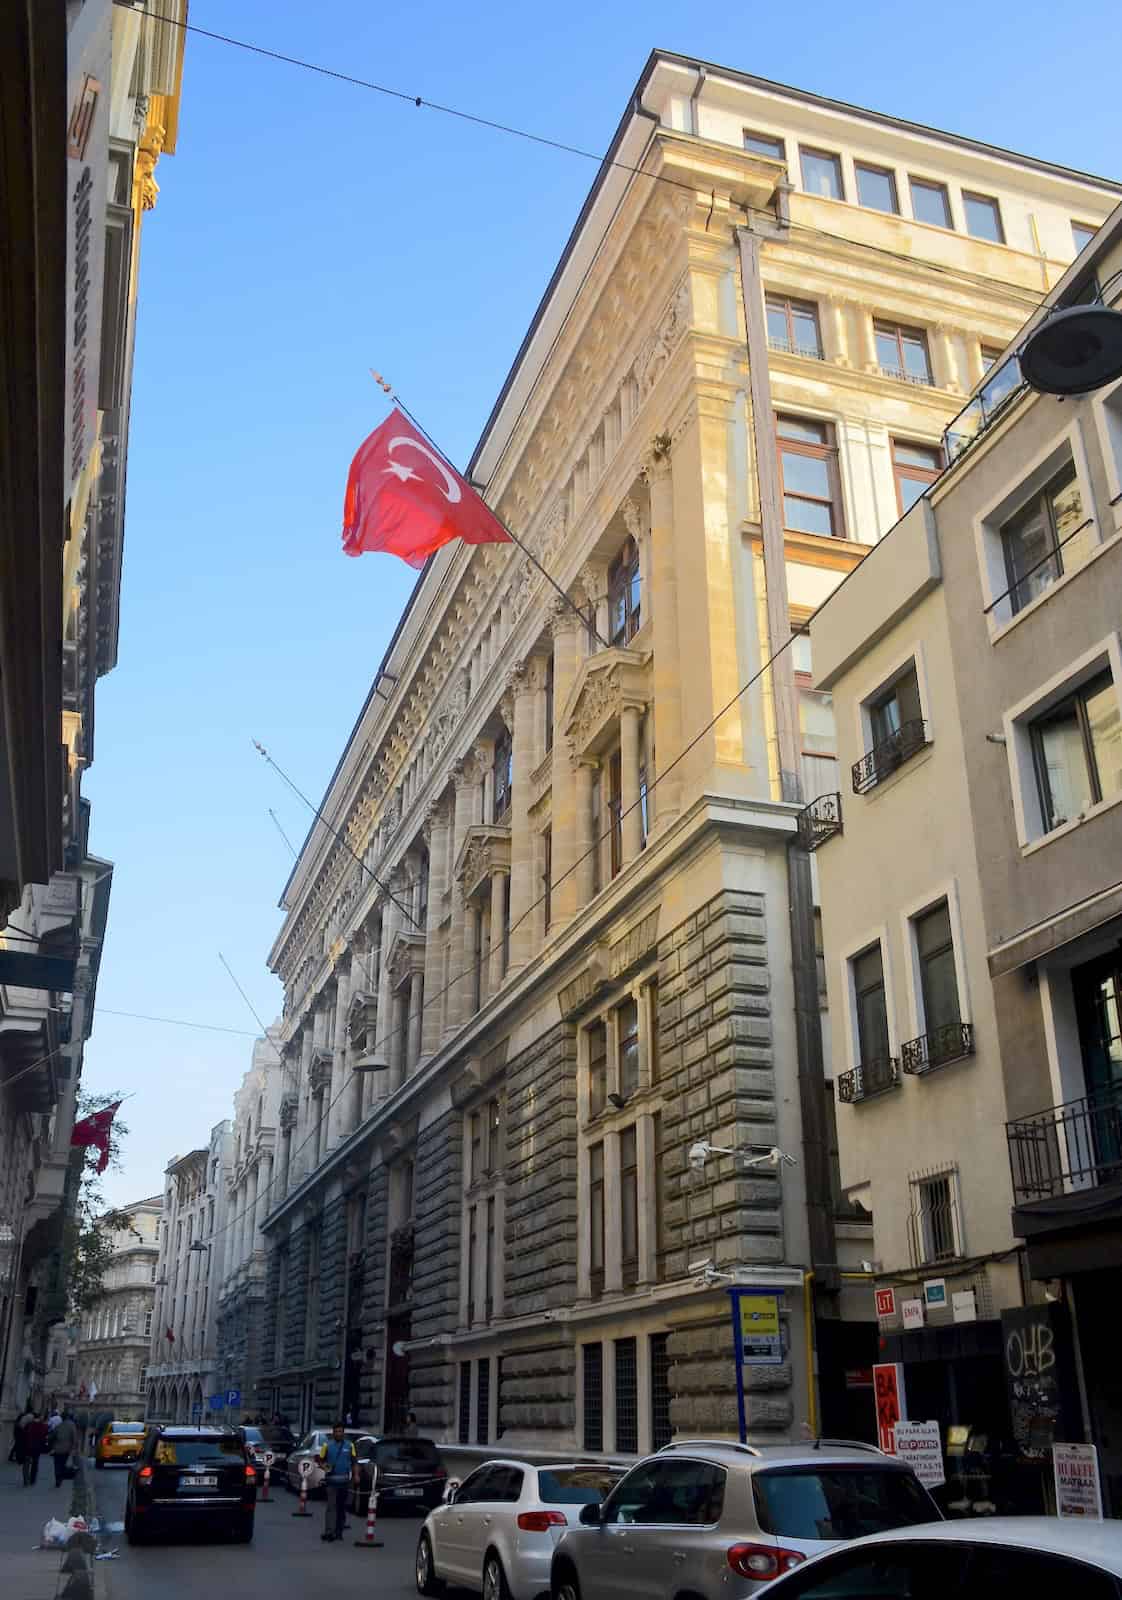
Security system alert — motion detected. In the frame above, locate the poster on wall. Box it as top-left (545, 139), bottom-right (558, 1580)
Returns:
top-left (1054, 1443), bottom-right (1103, 1519)
top-left (729, 1288), bottom-right (786, 1445)
top-left (901, 1298), bottom-right (925, 1330)
top-left (873, 1363), bottom-right (907, 1454)
top-left (894, 1422), bottom-right (946, 1488)
top-left (1001, 1303), bottom-right (1082, 1462)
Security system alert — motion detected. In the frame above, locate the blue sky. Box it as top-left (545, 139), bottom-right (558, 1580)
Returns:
top-left (88, 0), bottom-right (1120, 1207)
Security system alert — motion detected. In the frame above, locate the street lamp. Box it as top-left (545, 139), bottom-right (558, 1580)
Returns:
top-left (1019, 272), bottom-right (1122, 396)
top-left (687, 1140), bottom-right (797, 1172)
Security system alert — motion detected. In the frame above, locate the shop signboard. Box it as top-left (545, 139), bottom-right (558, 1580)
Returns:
top-left (923, 1279), bottom-right (947, 1309)
top-left (894, 1421), bottom-right (945, 1488)
top-left (952, 1289), bottom-right (977, 1323)
top-left (873, 1362), bottom-right (907, 1454)
top-left (1054, 1443), bottom-right (1103, 1519)
top-left (901, 1298), bottom-right (925, 1330)
top-left (1001, 1303), bottom-right (1082, 1462)
top-left (875, 1287), bottom-right (896, 1321)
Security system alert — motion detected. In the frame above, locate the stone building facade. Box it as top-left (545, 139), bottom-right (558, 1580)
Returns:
top-left (257, 53), bottom-right (1120, 1446)
top-left (77, 1196), bottom-right (161, 1421)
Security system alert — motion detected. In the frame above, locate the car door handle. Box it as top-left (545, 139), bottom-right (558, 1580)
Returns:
top-left (672, 1552), bottom-right (687, 1564)
top-left (483, 1517), bottom-right (492, 1526)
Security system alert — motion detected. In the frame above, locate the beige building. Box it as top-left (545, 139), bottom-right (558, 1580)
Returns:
top-left (812, 206), bottom-right (1122, 1511)
top-left (257, 53), bottom-right (1120, 1449)
top-left (77, 1196), bottom-right (162, 1421)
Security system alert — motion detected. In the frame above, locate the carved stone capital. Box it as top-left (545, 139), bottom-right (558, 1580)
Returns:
top-left (548, 595), bottom-right (581, 639)
top-left (452, 752), bottom-right (480, 791)
top-left (621, 495), bottom-right (645, 539)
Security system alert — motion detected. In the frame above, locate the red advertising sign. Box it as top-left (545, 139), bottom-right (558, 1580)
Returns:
top-left (875, 1287), bottom-right (897, 1319)
top-left (873, 1362), bottom-right (907, 1454)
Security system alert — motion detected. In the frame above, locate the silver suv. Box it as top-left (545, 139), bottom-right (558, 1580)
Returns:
top-left (550, 1439), bottom-right (942, 1599)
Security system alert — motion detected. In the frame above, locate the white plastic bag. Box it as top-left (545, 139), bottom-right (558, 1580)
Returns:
top-left (40, 1519), bottom-right (69, 1548)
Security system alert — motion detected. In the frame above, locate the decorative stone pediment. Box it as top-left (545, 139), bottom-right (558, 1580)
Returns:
top-left (386, 929), bottom-right (426, 993)
top-left (558, 940), bottom-right (612, 1019)
top-left (347, 989), bottom-right (378, 1049)
top-left (562, 647), bottom-right (651, 761)
top-left (279, 1095), bottom-right (298, 1132)
top-left (611, 908), bottom-right (660, 981)
top-left (454, 825), bottom-right (512, 904)
top-left (379, 1114), bottom-right (419, 1164)
top-left (309, 1047), bottom-right (333, 1093)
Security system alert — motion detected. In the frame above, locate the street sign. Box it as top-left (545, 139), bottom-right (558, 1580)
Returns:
top-left (226, 1389), bottom-right (241, 1407)
top-left (875, 1287), bottom-right (896, 1320)
top-left (873, 1362), bottom-right (907, 1454)
top-left (1054, 1443), bottom-right (1103, 1519)
top-left (923, 1279), bottom-right (947, 1309)
top-left (299, 1458), bottom-right (316, 1477)
top-left (260, 1450), bottom-right (275, 1468)
top-left (208, 1395), bottom-right (223, 1411)
top-left (894, 1421), bottom-right (945, 1488)
top-left (728, 1286), bottom-right (786, 1444)
top-left (901, 1298), bottom-right (925, 1331)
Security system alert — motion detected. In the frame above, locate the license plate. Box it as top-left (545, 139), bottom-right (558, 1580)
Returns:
top-left (181, 1476), bottom-right (218, 1489)
top-left (397, 1487), bottom-right (423, 1497)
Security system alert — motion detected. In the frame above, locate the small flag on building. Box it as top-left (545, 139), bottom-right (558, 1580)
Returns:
top-left (165, 1327), bottom-right (175, 1344)
top-left (341, 407), bottom-right (511, 568)
top-left (70, 1102), bottom-right (120, 1174)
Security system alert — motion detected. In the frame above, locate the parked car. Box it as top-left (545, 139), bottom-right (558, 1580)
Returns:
top-left (353, 1434), bottom-right (447, 1515)
top-left (417, 1460), bottom-right (625, 1600)
top-left (238, 1423), bottom-right (295, 1479)
top-left (732, 1517), bottom-right (1122, 1598)
top-left (549, 1439), bottom-right (942, 1600)
top-left (95, 1421), bottom-right (146, 1468)
top-left (285, 1427), bottom-right (370, 1495)
top-left (125, 1425), bottom-right (256, 1544)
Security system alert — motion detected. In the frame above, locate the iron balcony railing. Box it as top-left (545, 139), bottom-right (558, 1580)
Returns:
top-left (1007, 1085), bottom-right (1122, 1204)
top-left (837, 1056), bottom-right (901, 1104)
top-left (852, 719), bottom-right (929, 794)
top-left (797, 792), bottom-right (843, 851)
top-left (879, 364), bottom-right (933, 387)
top-left (902, 1022), bottom-right (975, 1076)
top-left (768, 335), bottom-right (825, 361)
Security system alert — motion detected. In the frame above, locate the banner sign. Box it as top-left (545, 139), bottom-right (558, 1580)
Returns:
top-left (923, 1279), bottom-right (947, 1309)
top-left (873, 1362), bottom-right (907, 1454)
top-left (729, 1287), bottom-right (786, 1444)
top-left (901, 1298), bottom-right (925, 1330)
top-left (1002, 1303), bottom-right (1081, 1462)
top-left (875, 1287), bottom-right (896, 1320)
top-left (1054, 1443), bottom-right (1103, 1519)
top-left (894, 1421), bottom-right (945, 1487)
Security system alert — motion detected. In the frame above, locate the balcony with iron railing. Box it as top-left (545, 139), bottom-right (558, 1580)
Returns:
top-left (852, 720), bottom-right (929, 795)
top-left (902, 1022), bottom-right (974, 1077)
top-left (878, 364), bottom-right (933, 387)
top-left (1007, 1085), bottom-right (1122, 1207)
top-left (797, 792), bottom-right (843, 851)
top-left (837, 1056), bottom-right (901, 1104)
top-left (768, 335), bottom-right (825, 361)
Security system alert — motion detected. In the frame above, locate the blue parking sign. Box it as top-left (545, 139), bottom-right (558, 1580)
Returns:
top-left (226, 1389), bottom-right (241, 1407)
top-left (208, 1394), bottom-right (223, 1411)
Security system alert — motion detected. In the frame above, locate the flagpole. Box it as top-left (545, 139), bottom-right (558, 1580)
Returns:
top-left (377, 383), bottom-right (610, 652)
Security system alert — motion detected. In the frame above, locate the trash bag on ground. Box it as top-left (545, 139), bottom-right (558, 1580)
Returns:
top-left (40, 1519), bottom-right (69, 1548)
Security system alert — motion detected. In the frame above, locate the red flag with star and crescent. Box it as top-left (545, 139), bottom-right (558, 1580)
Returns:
top-left (70, 1101), bottom-right (120, 1174)
top-left (341, 407), bottom-right (511, 568)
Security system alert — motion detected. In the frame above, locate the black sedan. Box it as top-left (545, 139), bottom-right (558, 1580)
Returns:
top-left (125, 1425), bottom-right (257, 1544)
top-left (238, 1424), bottom-right (295, 1481)
top-left (351, 1434), bottom-right (447, 1515)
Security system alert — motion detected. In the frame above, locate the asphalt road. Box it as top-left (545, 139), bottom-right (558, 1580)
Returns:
top-left (92, 1464), bottom-right (427, 1597)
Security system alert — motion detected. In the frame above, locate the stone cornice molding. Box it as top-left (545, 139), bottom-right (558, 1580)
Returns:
top-left (454, 825), bottom-right (513, 904)
top-left (386, 928), bottom-right (426, 992)
top-left (562, 646), bottom-right (652, 763)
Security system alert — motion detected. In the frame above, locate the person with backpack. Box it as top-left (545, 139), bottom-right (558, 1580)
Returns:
top-left (317, 1423), bottom-right (358, 1542)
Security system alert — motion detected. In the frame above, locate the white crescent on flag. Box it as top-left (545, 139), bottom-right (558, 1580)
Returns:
top-left (384, 435), bottom-right (463, 502)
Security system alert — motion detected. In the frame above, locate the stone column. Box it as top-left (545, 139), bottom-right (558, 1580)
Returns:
top-left (636, 1112), bottom-right (657, 1282)
top-left (294, 1023), bottom-right (313, 1183)
top-left (256, 1154), bottom-right (272, 1241)
top-left (603, 1132), bottom-right (622, 1294)
top-left (374, 894), bottom-right (399, 1078)
top-left (406, 971), bottom-right (424, 1076)
top-left (465, 901), bottom-right (481, 1017)
top-left (930, 324), bottom-right (962, 392)
top-left (446, 760), bottom-right (478, 1036)
top-left (822, 297), bottom-right (850, 366)
top-left (328, 963), bottom-right (352, 1150)
top-left (853, 303), bottom-right (878, 372)
top-left (488, 867), bottom-right (508, 994)
top-left (550, 603), bottom-right (582, 926)
top-left (581, 560), bottom-right (609, 651)
top-left (245, 1171), bottom-right (258, 1263)
top-left (573, 758), bottom-right (596, 908)
top-left (507, 661), bottom-right (539, 973)
top-left (421, 801), bottom-right (450, 1058)
top-left (620, 703), bottom-right (643, 865)
top-left (646, 450), bottom-right (682, 829)
top-left (388, 986), bottom-right (407, 1089)
top-left (477, 738), bottom-right (496, 823)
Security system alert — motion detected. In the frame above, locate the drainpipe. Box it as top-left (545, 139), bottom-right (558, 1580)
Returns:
top-left (689, 66), bottom-right (706, 138)
top-left (802, 1271), bottom-right (818, 1437)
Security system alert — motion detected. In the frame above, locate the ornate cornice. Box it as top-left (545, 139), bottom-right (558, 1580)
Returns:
top-left (562, 646), bottom-right (652, 763)
top-left (454, 825), bottom-right (513, 903)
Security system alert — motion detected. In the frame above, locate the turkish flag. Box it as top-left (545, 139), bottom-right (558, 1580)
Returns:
top-left (341, 408), bottom-right (511, 568)
top-left (70, 1101), bottom-right (120, 1174)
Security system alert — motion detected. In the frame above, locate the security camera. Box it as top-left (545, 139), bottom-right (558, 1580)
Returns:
top-left (688, 1141), bottom-right (710, 1170)
top-left (688, 1258), bottom-right (714, 1276)
top-left (766, 1147), bottom-right (797, 1168)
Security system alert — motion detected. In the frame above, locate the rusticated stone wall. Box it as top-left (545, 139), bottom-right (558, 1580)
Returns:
top-left (499, 1342), bottom-right (576, 1435)
top-left (504, 1020), bottom-right (578, 1317)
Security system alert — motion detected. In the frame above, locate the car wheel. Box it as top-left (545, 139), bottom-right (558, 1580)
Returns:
top-left (553, 1567), bottom-right (581, 1600)
top-left (416, 1532), bottom-right (445, 1597)
top-left (483, 1551), bottom-right (512, 1600)
top-left (124, 1509), bottom-right (146, 1547)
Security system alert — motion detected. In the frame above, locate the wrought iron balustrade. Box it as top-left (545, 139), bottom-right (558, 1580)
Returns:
top-left (1007, 1085), bottom-right (1122, 1203)
top-left (797, 792), bottom-right (843, 850)
top-left (768, 336), bottom-right (825, 360)
top-left (852, 719), bottom-right (929, 794)
top-left (879, 364), bottom-right (933, 387)
top-left (837, 1056), bottom-right (900, 1104)
top-left (902, 1022), bottom-right (974, 1075)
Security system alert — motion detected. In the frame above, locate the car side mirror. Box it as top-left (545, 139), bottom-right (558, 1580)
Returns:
top-left (579, 1502), bottom-right (603, 1527)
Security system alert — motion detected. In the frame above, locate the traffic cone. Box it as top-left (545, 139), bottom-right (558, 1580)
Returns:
top-left (261, 1465), bottom-right (271, 1502)
top-left (292, 1472), bottom-right (312, 1517)
top-left (354, 1470), bottom-right (383, 1548)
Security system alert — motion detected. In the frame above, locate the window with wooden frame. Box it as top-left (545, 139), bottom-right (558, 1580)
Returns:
top-left (765, 293), bottom-right (822, 358)
top-left (909, 176), bottom-right (952, 229)
top-left (588, 1020), bottom-right (608, 1118)
top-left (617, 996), bottom-right (640, 1099)
top-left (1030, 670), bottom-right (1122, 834)
top-left (544, 651), bottom-right (555, 752)
top-left (776, 415), bottom-right (845, 537)
top-left (1072, 220), bottom-right (1097, 254)
top-left (963, 190), bottom-right (1004, 244)
top-left (609, 537), bottom-right (641, 645)
top-left (874, 321), bottom-right (932, 385)
top-left (855, 161), bottom-right (898, 214)
top-left (744, 128), bottom-right (785, 160)
top-left (1000, 460), bottom-right (1090, 616)
top-left (620, 1126), bottom-right (639, 1287)
top-left (608, 748), bottom-right (623, 877)
top-left (853, 943), bottom-right (890, 1067)
top-left (891, 439), bottom-right (943, 515)
top-left (589, 1141), bottom-right (605, 1298)
top-left (800, 146), bottom-right (843, 200)
top-left (493, 728), bottom-right (513, 820)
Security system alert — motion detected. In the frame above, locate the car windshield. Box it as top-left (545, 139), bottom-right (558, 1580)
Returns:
top-left (242, 1427), bottom-right (264, 1442)
top-left (258, 1427), bottom-right (292, 1444)
top-left (155, 1438), bottom-right (244, 1467)
top-left (754, 1467), bottom-right (940, 1541)
top-left (539, 1467), bottom-right (620, 1505)
top-left (374, 1439), bottom-right (439, 1469)
top-left (111, 1423), bottom-right (144, 1434)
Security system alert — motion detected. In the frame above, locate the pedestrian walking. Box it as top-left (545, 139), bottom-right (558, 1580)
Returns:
top-left (317, 1423), bottom-right (358, 1543)
top-left (22, 1415), bottom-right (48, 1486)
top-left (12, 1406), bottom-right (34, 1467)
top-left (47, 1411), bottom-right (78, 1488)
top-left (46, 1407), bottom-right (61, 1431)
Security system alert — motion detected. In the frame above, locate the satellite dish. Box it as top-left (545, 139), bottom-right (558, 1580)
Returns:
top-left (1019, 304), bottom-right (1122, 396)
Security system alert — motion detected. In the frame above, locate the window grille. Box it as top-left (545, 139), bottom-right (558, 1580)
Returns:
top-left (583, 1343), bottom-right (603, 1452)
top-left (615, 1337), bottom-right (638, 1454)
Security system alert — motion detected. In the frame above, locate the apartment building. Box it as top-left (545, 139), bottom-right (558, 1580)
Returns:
top-left (77, 1196), bottom-right (162, 1421)
top-left (256, 51), bottom-right (1120, 1448)
top-left (812, 207), bottom-right (1122, 1512)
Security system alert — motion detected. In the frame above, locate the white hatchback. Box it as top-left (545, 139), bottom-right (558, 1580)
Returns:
top-left (417, 1460), bottom-right (624, 1600)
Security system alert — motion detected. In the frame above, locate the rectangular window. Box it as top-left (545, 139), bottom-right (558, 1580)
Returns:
top-left (744, 128), bottom-right (784, 160)
top-left (485, 1197), bottom-right (496, 1320)
top-left (476, 1357), bottom-right (491, 1445)
top-left (1031, 670), bottom-right (1122, 833)
top-left (589, 1141), bottom-right (605, 1297)
top-left (1000, 461), bottom-right (1090, 615)
top-left (582, 1344), bottom-right (603, 1451)
top-left (458, 1361), bottom-right (471, 1444)
top-left (765, 294), bottom-right (822, 359)
top-left (855, 162), bottom-right (898, 214)
top-left (814, 907), bottom-right (827, 1000)
top-left (469, 1111), bottom-right (482, 1184)
top-left (609, 537), bottom-right (641, 645)
top-left (467, 1215), bottom-right (477, 1325)
top-left (590, 770), bottom-right (602, 896)
top-left (874, 321), bottom-right (932, 385)
top-left (854, 943), bottom-right (890, 1065)
top-left (980, 345), bottom-right (1003, 375)
top-left (648, 980), bottom-right (660, 1084)
top-left (776, 415), bottom-right (844, 537)
top-left (618, 997), bottom-right (640, 1098)
top-left (608, 749), bottom-right (623, 877)
top-left (544, 652), bottom-right (555, 752)
top-left (650, 1333), bottom-right (672, 1449)
top-left (143, 1310), bottom-right (153, 1337)
top-left (620, 1126), bottom-right (639, 1287)
top-left (891, 439), bottom-right (943, 515)
top-left (493, 729), bottom-right (513, 820)
top-left (869, 664), bottom-right (924, 753)
top-left (1072, 220), bottom-right (1097, 254)
top-left (800, 686), bottom-right (838, 798)
top-left (911, 1173), bottom-right (959, 1263)
top-left (909, 177), bottom-right (951, 229)
top-left (801, 146), bottom-right (843, 200)
top-left (588, 1021), bottom-right (608, 1117)
top-left (614, 1338), bottom-right (639, 1453)
top-left (541, 826), bottom-right (552, 930)
top-left (963, 190), bottom-right (1004, 243)
top-left (916, 901), bottom-right (960, 1034)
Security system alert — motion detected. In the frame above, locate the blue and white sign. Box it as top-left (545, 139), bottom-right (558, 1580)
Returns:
top-left (208, 1394), bottom-right (224, 1411)
top-left (923, 1279), bottom-right (947, 1309)
top-left (226, 1389), bottom-right (241, 1407)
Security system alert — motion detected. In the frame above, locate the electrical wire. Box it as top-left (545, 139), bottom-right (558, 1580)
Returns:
top-left (99, 1007), bottom-right (259, 1038)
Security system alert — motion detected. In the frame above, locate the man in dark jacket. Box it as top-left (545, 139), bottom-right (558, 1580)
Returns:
top-left (23, 1414), bottom-right (48, 1485)
top-left (48, 1412), bottom-right (79, 1487)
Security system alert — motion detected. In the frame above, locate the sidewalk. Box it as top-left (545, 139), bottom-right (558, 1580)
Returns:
top-left (0, 1453), bottom-right (106, 1599)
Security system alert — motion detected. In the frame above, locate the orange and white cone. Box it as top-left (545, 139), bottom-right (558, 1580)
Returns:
top-left (354, 1468), bottom-right (383, 1548)
top-left (292, 1469), bottom-right (312, 1517)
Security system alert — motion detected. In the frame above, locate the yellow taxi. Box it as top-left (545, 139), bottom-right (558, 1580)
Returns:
top-left (96, 1420), bottom-right (146, 1467)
